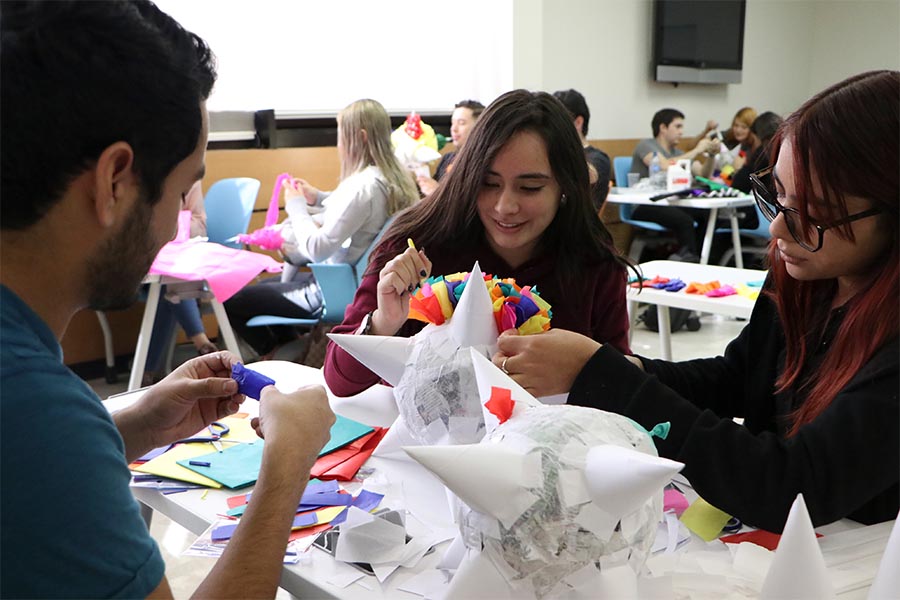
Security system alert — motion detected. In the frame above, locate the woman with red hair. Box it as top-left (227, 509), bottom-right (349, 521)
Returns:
top-left (492, 70), bottom-right (899, 532)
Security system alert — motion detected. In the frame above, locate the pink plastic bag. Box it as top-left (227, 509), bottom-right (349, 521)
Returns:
top-left (238, 173), bottom-right (291, 250)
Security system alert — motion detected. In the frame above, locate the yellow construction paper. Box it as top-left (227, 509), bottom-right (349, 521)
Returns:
top-left (680, 497), bottom-right (732, 541)
top-left (134, 443), bottom-right (222, 488)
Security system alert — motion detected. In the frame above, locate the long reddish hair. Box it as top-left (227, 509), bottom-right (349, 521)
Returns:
top-left (765, 70), bottom-right (899, 436)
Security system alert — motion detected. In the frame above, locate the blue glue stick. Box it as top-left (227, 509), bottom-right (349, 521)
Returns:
top-left (231, 363), bottom-right (275, 400)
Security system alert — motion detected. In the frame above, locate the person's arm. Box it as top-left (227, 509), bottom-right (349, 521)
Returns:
top-left (687, 119), bottom-right (719, 150)
top-left (567, 341), bottom-right (899, 531)
top-left (284, 174), bottom-right (380, 264)
top-left (322, 245), bottom-right (431, 397)
top-left (113, 352), bottom-right (245, 461)
top-left (146, 384), bottom-right (336, 599)
top-left (191, 384), bottom-right (334, 599)
top-left (182, 181), bottom-right (207, 237)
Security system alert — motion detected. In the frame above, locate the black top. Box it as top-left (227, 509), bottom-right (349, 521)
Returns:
top-left (568, 280), bottom-right (899, 532)
top-left (434, 151), bottom-right (455, 181)
top-left (584, 145), bottom-right (611, 211)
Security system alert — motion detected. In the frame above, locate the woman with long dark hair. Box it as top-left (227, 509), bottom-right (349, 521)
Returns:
top-left (493, 71), bottom-right (899, 531)
top-left (324, 90), bottom-right (633, 397)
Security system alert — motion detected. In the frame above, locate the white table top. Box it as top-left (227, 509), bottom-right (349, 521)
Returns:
top-left (106, 361), bottom-right (893, 599)
top-left (608, 187), bottom-right (754, 209)
top-left (628, 260), bottom-right (767, 319)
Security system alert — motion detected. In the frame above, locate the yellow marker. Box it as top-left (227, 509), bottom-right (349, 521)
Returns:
top-left (407, 238), bottom-right (417, 251)
top-left (201, 489), bottom-right (209, 500)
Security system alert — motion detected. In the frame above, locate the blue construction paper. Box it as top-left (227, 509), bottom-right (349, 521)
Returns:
top-left (292, 512), bottom-right (319, 529)
top-left (231, 363), bottom-right (275, 400)
top-left (212, 523), bottom-right (238, 542)
top-left (299, 492), bottom-right (352, 508)
top-left (178, 415), bottom-right (372, 488)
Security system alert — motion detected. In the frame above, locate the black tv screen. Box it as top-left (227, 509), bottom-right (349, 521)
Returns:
top-left (653, 0), bottom-right (747, 84)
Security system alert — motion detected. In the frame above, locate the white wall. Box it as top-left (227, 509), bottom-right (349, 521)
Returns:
top-left (515, 0), bottom-right (899, 140)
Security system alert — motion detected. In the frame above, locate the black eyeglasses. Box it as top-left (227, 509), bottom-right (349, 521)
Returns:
top-left (749, 166), bottom-right (882, 252)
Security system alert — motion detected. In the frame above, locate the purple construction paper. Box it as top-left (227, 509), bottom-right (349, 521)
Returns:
top-left (329, 490), bottom-right (385, 527)
top-left (211, 523), bottom-right (239, 542)
top-left (231, 363), bottom-right (275, 400)
top-left (292, 512), bottom-right (319, 529)
top-left (298, 492), bottom-right (352, 509)
top-left (136, 445), bottom-right (171, 462)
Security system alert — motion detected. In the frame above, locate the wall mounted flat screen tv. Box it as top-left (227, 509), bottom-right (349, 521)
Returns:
top-left (653, 0), bottom-right (747, 84)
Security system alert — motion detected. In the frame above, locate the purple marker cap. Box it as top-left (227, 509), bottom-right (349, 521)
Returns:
top-left (231, 363), bottom-right (276, 400)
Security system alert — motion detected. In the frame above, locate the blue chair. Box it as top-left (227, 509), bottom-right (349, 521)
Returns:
top-left (204, 177), bottom-right (260, 248)
top-left (245, 216), bottom-right (396, 330)
top-left (613, 156), bottom-right (675, 261)
top-left (613, 156), bottom-right (632, 187)
top-left (716, 202), bottom-right (771, 266)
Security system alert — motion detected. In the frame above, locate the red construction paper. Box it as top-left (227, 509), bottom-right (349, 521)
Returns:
top-left (720, 529), bottom-right (822, 551)
top-left (312, 428), bottom-right (388, 481)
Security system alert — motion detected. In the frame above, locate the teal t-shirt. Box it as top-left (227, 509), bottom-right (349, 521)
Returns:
top-left (1, 285), bottom-right (165, 598)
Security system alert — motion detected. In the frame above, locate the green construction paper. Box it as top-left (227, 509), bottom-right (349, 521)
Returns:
top-left (320, 414), bottom-right (374, 456)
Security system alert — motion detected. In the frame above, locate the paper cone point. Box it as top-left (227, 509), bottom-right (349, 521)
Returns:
top-left (327, 333), bottom-right (412, 387)
top-left (760, 493), bottom-right (835, 599)
top-left (869, 510), bottom-right (900, 599)
top-left (583, 445), bottom-right (683, 519)
top-left (403, 444), bottom-right (537, 522)
top-left (448, 262), bottom-right (499, 349)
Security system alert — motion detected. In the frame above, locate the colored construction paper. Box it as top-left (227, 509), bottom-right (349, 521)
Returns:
top-left (320, 415), bottom-right (375, 456)
top-left (178, 442), bottom-right (265, 489)
top-left (720, 529), bottom-right (822, 552)
top-left (330, 489), bottom-right (386, 526)
top-left (679, 497), bottom-right (733, 541)
top-left (288, 522), bottom-right (331, 542)
top-left (134, 442), bottom-right (223, 488)
top-left (311, 427), bottom-right (388, 480)
top-left (226, 479), bottom-right (336, 509)
top-left (180, 415), bottom-right (373, 488)
top-left (231, 363), bottom-right (275, 400)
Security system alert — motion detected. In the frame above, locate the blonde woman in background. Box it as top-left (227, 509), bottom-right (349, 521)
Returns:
top-left (225, 98), bottom-right (418, 357)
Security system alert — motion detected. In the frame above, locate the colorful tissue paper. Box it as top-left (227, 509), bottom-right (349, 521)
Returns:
top-left (238, 172), bottom-right (291, 250)
top-left (735, 283), bottom-right (761, 300)
top-left (408, 271), bottom-right (552, 335)
top-left (685, 281), bottom-right (721, 295)
top-left (231, 363), bottom-right (276, 399)
top-left (706, 284), bottom-right (737, 298)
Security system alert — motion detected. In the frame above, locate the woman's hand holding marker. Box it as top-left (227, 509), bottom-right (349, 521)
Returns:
top-left (371, 238), bottom-right (432, 336)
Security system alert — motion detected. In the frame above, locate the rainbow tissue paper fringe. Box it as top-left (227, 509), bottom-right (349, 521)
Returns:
top-left (408, 271), bottom-right (552, 334)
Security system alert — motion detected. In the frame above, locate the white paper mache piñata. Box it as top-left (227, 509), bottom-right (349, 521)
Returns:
top-left (405, 350), bottom-right (683, 599)
top-left (329, 262), bottom-right (500, 446)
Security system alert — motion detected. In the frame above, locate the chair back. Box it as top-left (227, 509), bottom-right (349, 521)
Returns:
top-left (204, 178), bottom-right (261, 248)
top-left (613, 156), bottom-right (633, 187)
top-left (353, 215), bottom-right (395, 286)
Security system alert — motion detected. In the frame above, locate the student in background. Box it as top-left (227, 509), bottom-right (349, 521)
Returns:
top-left (224, 98), bottom-right (419, 358)
top-left (628, 108), bottom-right (721, 261)
top-left (1, 2), bottom-right (335, 597)
top-left (553, 88), bottom-right (612, 212)
top-left (629, 108), bottom-right (719, 179)
top-left (416, 99), bottom-right (484, 195)
top-left (143, 180), bottom-right (219, 385)
top-left (324, 90), bottom-right (633, 397)
top-left (720, 106), bottom-right (759, 171)
top-left (493, 71), bottom-right (899, 532)
top-left (731, 111), bottom-right (784, 196)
